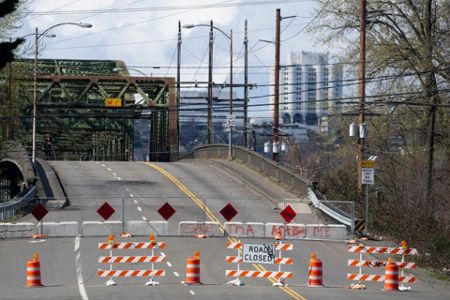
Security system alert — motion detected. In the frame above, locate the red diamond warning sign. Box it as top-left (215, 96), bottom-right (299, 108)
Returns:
top-left (220, 203), bottom-right (238, 221)
top-left (97, 202), bottom-right (115, 220)
top-left (158, 202), bottom-right (176, 220)
top-left (280, 205), bottom-right (296, 223)
top-left (31, 203), bottom-right (48, 221)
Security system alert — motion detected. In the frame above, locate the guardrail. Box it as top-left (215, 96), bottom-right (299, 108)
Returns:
top-left (0, 186), bottom-right (36, 221)
top-left (188, 144), bottom-right (354, 231)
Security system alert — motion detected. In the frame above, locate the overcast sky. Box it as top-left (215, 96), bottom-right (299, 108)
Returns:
top-left (16, 0), bottom-right (335, 118)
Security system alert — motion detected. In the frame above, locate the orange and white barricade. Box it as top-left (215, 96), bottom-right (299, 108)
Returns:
top-left (225, 241), bottom-right (293, 287)
top-left (98, 234), bottom-right (166, 286)
top-left (347, 241), bottom-right (417, 291)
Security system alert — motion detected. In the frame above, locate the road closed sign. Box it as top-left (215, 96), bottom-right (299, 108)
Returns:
top-left (243, 243), bottom-right (275, 264)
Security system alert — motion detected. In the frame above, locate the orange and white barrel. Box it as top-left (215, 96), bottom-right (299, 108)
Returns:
top-left (26, 254), bottom-right (43, 287)
top-left (308, 256), bottom-right (323, 287)
top-left (185, 253), bottom-right (201, 284)
top-left (384, 260), bottom-right (399, 291)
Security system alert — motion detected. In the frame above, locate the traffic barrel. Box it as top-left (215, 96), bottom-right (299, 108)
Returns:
top-left (384, 258), bottom-right (399, 291)
top-left (26, 253), bottom-right (43, 287)
top-left (308, 253), bottom-right (323, 287)
top-left (184, 252), bottom-right (201, 284)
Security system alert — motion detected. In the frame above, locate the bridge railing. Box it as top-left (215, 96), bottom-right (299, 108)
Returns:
top-left (0, 186), bottom-right (36, 221)
top-left (189, 144), bottom-right (310, 196)
top-left (188, 144), bottom-right (354, 231)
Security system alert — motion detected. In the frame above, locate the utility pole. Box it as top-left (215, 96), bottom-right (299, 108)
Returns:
top-left (273, 9), bottom-right (281, 161)
top-left (243, 20), bottom-right (249, 148)
top-left (177, 21), bottom-right (181, 156)
top-left (207, 20), bottom-right (214, 144)
top-left (227, 29), bottom-right (233, 160)
top-left (357, 0), bottom-right (367, 199)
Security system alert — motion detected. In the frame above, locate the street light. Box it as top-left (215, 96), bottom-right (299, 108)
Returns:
top-left (31, 22), bottom-right (92, 166)
top-left (183, 22), bottom-right (234, 160)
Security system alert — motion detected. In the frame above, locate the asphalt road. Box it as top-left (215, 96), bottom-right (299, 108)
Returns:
top-left (1, 160), bottom-right (448, 299)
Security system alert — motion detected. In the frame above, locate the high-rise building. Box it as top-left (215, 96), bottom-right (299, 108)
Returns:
top-left (270, 51), bottom-right (343, 133)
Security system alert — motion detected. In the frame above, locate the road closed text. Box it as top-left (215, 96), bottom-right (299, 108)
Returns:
top-left (243, 243), bottom-right (275, 264)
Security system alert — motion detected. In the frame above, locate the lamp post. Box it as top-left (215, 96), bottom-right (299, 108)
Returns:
top-left (183, 23), bottom-right (233, 159)
top-left (31, 22), bottom-right (92, 166)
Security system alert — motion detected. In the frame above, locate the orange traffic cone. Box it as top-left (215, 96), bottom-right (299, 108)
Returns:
top-left (384, 258), bottom-right (399, 291)
top-left (308, 253), bottom-right (323, 287)
top-left (183, 252), bottom-right (202, 285)
top-left (26, 253), bottom-right (43, 287)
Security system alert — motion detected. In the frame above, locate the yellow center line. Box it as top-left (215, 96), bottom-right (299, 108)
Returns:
top-left (144, 162), bottom-right (307, 300)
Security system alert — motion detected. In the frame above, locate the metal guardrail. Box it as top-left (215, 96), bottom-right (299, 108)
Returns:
top-left (187, 144), bottom-right (354, 231)
top-left (308, 189), bottom-right (354, 232)
top-left (0, 186), bottom-right (36, 221)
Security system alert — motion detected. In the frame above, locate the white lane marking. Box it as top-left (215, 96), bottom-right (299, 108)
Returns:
top-left (142, 216), bottom-right (147, 221)
top-left (75, 236), bottom-right (89, 300)
top-left (95, 162), bottom-right (99, 164)
top-left (166, 261), bottom-right (172, 267)
top-left (137, 206), bottom-right (142, 212)
top-left (173, 271), bottom-right (179, 277)
top-left (116, 177), bottom-right (121, 181)
top-left (107, 168), bottom-right (112, 172)
top-left (161, 252), bottom-right (165, 256)
top-left (189, 290), bottom-right (195, 296)
top-left (28, 240), bottom-right (46, 243)
top-left (112, 172), bottom-right (117, 177)
top-left (125, 188), bottom-right (130, 192)
top-left (100, 164), bottom-right (105, 167)
top-left (129, 193), bottom-right (134, 197)
top-left (133, 200), bottom-right (138, 204)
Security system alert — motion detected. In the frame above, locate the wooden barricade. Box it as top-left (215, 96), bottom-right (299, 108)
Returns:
top-left (225, 241), bottom-right (293, 286)
top-left (347, 241), bottom-right (417, 291)
top-left (98, 234), bottom-right (166, 286)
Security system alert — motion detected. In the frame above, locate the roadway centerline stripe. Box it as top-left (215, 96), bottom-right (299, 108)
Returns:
top-left (189, 290), bottom-right (195, 296)
top-left (137, 206), bottom-right (142, 212)
top-left (167, 262), bottom-right (172, 267)
top-left (173, 271), bottom-right (180, 277)
top-left (116, 177), bottom-right (121, 181)
top-left (133, 200), bottom-right (138, 204)
top-left (107, 168), bottom-right (112, 172)
top-left (75, 236), bottom-right (89, 300)
top-left (129, 193), bottom-right (134, 197)
top-left (142, 216), bottom-right (147, 221)
top-left (144, 162), bottom-right (306, 300)
top-left (145, 163), bottom-right (223, 231)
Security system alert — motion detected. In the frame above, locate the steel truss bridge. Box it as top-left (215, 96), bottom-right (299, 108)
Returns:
top-left (1, 59), bottom-right (178, 161)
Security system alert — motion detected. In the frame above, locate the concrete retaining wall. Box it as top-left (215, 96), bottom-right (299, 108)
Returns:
top-left (127, 221), bottom-right (168, 236)
top-left (179, 221), bottom-right (222, 237)
top-left (42, 222), bottom-right (78, 237)
top-left (81, 221), bottom-right (122, 237)
top-left (0, 222), bottom-right (35, 238)
top-left (224, 222), bottom-right (264, 238)
top-left (306, 224), bottom-right (347, 240)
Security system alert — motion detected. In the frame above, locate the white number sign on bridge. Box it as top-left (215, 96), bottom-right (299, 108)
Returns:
top-left (242, 243), bottom-right (275, 264)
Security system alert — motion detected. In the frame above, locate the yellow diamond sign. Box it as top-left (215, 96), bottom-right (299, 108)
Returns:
top-left (361, 160), bottom-right (375, 168)
top-left (104, 98), bottom-right (122, 107)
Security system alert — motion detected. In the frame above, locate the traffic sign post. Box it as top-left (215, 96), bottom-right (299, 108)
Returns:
top-left (360, 160), bottom-right (375, 234)
top-left (157, 202), bottom-right (176, 235)
top-left (97, 202), bottom-right (115, 221)
top-left (31, 203), bottom-right (48, 238)
top-left (242, 243), bottom-right (275, 264)
top-left (220, 203), bottom-right (238, 222)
